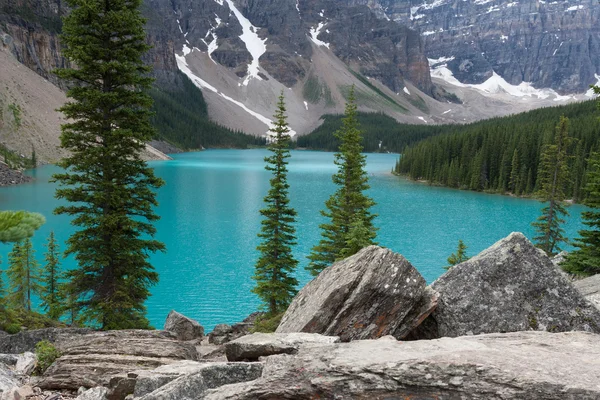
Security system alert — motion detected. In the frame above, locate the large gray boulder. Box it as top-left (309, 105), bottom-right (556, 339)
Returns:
top-left (276, 246), bottom-right (438, 341)
top-left (574, 274), bottom-right (600, 311)
top-left (204, 331), bottom-right (600, 399)
top-left (224, 333), bottom-right (340, 362)
top-left (410, 233), bottom-right (600, 339)
top-left (37, 330), bottom-right (198, 390)
top-left (163, 311), bottom-right (204, 341)
top-left (138, 362), bottom-right (263, 400)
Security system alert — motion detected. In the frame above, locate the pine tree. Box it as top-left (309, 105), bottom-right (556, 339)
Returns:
top-left (532, 116), bottom-right (571, 255)
top-left (307, 86), bottom-right (378, 276)
top-left (0, 211), bottom-right (45, 243)
top-left (252, 93), bottom-right (298, 316)
top-left (40, 232), bottom-right (63, 319)
top-left (509, 149), bottom-right (519, 193)
top-left (7, 239), bottom-right (41, 311)
top-left (563, 85), bottom-right (600, 275)
top-left (444, 240), bottom-right (469, 270)
top-left (53, 0), bottom-right (165, 329)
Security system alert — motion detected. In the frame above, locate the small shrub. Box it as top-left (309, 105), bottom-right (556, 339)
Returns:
top-left (252, 313), bottom-right (284, 333)
top-left (35, 340), bottom-right (60, 375)
top-left (4, 323), bottom-right (21, 334)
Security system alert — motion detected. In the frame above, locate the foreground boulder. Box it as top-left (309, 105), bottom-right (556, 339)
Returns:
top-left (203, 331), bottom-right (600, 399)
top-left (410, 233), bottom-right (600, 339)
top-left (276, 246), bottom-right (438, 341)
top-left (37, 330), bottom-right (198, 390)
top-left (574, 274), bottom-right (600, 311)
top-left (163, 311), bottom-right (204, 341)
top-left (224, 333), bottom-right (340, 361)
top-left (137, 362), bottom-right (263, 400)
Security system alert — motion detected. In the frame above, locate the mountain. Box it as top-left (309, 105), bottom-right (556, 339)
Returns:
top-left (1, 0), bottom-right (599, 149)
top-left (365, 0), bottom-right (600, 94)
top-left (148, 0), bottom-right (600, 136)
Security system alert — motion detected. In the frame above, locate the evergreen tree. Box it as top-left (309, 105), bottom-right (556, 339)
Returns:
top-left (307, 86), bottom-right (378, 276)
top-left (40, 232), bottom-right (63, 319)
top-left (445, 240), bottom-right (469, 270)
top-left (509, 149), bottom-right (519, 193)
top-left (53, 0), bottom-right (165, 329)
top-left (252, 93), bottom-right (298, 316)
top-left (0, 211), bottom-right (45, 243)
top-left (7, 239), bottom-right (41, 311)
top-left (563, 85), bottom-right (600, 275)
top-left (532, 116), bottom-right (571, 255)
top-left (58, 281), bottom-right (80, 326)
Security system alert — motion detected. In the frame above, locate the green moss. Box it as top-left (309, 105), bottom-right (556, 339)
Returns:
top-left (251, 313), bottom-right (284, 333)
top-left (34, 340), bottom-right (60, 375)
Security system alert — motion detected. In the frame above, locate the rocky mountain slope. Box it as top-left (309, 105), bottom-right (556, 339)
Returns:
top-left (367, 0), bottom-right (600, 94)
top-left (1, 0), bottom-right (599, 145)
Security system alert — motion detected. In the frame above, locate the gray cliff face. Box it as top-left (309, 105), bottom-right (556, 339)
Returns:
top-left (361, 0), bottom-right (600, 94)
top-left (147, 0), bottom-right (433, 92)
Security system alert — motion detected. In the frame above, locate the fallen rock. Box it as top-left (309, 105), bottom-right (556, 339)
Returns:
top-left (37, 330), bottom-right (198, 390)
top-left (163, 311), bottom-right (204, 341)
top-left (133, 361), bottom-right (209, 397)
top-left (574, 273), bottom-right (600, 311)
top-left (410, 233), bottom-right (600, 339)
top-left (138, 362), bottom-right (263, 400)
top-left (15, 352), bottom-right (36, 375)
top-left (204, 331), bottom-right (600, 399)
top-left (0, 355), bottom-right (18, 367)
top-left (7, 385), bottom-right (34, 400)
top-left (224, 333), bottom-right (340, 362)
top-left (276, 246), bottom-right (437, 341)
top-left (76, 386), bottom-right (109, 400)
top-left (0, 328), bottom-right (92, 354)
top-left (208, 312), bottom-right (266, 346)
top-left (0, 364), bottom-right (18, 397)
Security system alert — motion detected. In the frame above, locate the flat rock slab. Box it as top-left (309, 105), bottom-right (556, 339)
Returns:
top-left (37, 330), bottom-right (199, 390)
top-left (574, 274), bottom-right (600, 311)
top-left (224, 333), bottom-right (340, 361)
top-left (204, 331), bottom-right (600, 399)
top-left (276, 246), bottom-right (437, 341)
top-left (138, 362), bottom-right (263, 400)
top-left (0, 328), bottom-right (92, 354)
top-left (411, 233), bottom-right (600, 339)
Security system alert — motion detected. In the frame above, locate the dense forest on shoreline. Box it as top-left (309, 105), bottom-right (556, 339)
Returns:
top-left (150, 72), bottom-right (266, 150)
top-left (394, 101), bottom-right (599, 201)
top-left (296, 112), bottom-right (446, 153)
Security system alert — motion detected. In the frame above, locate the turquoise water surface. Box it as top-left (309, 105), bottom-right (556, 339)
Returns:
top-left (2, 150), bottom-right (587, 330)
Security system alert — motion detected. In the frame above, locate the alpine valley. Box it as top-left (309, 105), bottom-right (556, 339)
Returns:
top-left (1, 0), bottom-right (599, 155)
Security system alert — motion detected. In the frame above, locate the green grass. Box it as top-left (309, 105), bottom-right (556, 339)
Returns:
top-left (348, 70), bottom-right (408, 113)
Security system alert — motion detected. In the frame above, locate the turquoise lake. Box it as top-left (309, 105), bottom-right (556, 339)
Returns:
top-left (2, 149), bottom-right (587, 330)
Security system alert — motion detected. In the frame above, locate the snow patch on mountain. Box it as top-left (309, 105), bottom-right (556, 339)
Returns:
top-left (429, 57), bottom-right (582, 101)
top-left (176, 46), bottom-right (293, 136)
top-left (585, 74), bottom-right (600, 97)
top-left (223, 0), bottom-right (267, 86)
top-left (309, 22), bottom-right (330, 48)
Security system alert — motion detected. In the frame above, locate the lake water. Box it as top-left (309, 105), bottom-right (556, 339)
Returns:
top-left (2, 149), bottom-right (587, 330)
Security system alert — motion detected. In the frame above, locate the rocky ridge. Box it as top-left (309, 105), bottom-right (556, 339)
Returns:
top-left (367, 0), bottom-right (600, 94)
